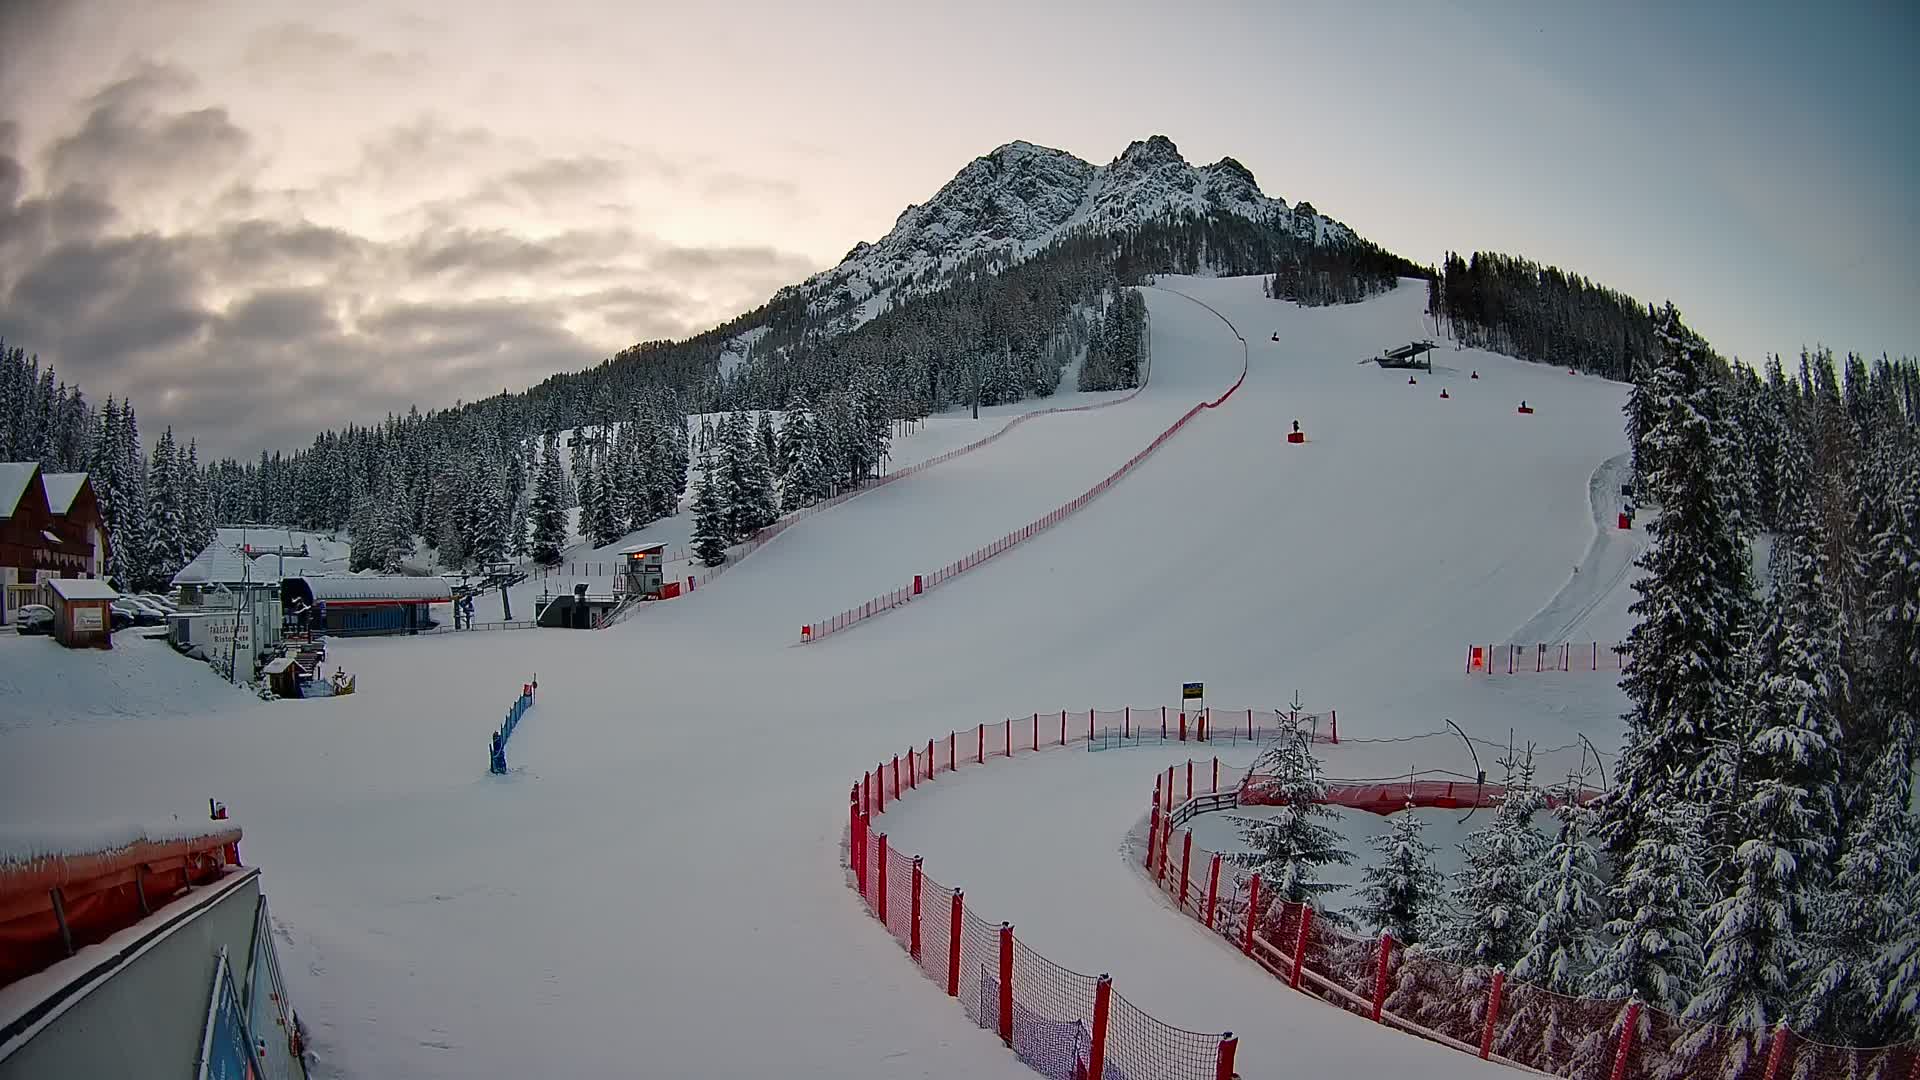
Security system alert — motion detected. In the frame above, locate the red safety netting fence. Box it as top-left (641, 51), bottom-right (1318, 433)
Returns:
top-left (1466, 641), bottom-right (1631, 675)
top-left (845, 710), bottom-right (1245, 1080)
top-left (803, 295), bottom-right (1247, 645)
top-left (1142, 759), bottom-right (1920, 1080)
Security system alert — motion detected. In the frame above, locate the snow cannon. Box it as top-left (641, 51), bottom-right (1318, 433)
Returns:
top-left (1618, 512), bottom-right (1631, 530)
top-left (1287, 419), bottom-right (1305, 444)
top-left (1270, 332), bottom-right (1279, 342)
top-left (1407, 375), bottom-right (1418, 385)
top-left (1517, 400), bottom-right (1535, 415)
top-left (1440, 388), bottom-right (1450, 399)
top-left (1471, 370), bottom-right (1479, 379)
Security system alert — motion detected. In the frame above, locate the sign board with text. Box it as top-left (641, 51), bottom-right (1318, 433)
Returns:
top-left (1181, 682), bottom-right (1204, 701)
top-left (73, 607), bottom-right (103, 631)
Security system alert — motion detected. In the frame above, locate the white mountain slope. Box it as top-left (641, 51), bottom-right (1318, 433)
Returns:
top-left (776, 135), bottom-right (1359, 330)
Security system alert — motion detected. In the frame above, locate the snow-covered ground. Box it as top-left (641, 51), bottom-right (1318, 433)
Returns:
top-left (0, 275), bottom-right (1640, 1079)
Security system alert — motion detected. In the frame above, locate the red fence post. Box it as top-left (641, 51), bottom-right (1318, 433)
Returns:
top-left (1033, 712), bottom-right (1040, 751)
top-left (1761, 1023), bottom-right (1790, 1080)
top-left (850, 786), bottom-right (865, 894)
top-left (1185, 760), bottom-right (1194, 801)
top-left (1088, 974), bottom-right (1112, 1080)
top-left (1289, 904), bottom-right (1315, 988)
top-left (1146, 789), bottom-right (1161, 869)
top-left (927, 739), bottom-right (935, 779)
top-left (947, 889), bottom-right (964, 997)
top-left (1178, 831), bottom-right (1193, 909)
top-left (910, 856), bottom-right (923, 961)
top-left (997, 923), bottom-right (1014, 1045)
top-left (1241, 875), bottom-right (1262, 956)
top-left (1004, 718), bottom-right (1011, 758)
top-left (1179, 710), bottom-right (1188, 742)
top-left (1204, 853), bottom-right (1222, 928)
top-left (1088, 707), bottom-right (1094, 743)
top-left (1609, 1001), bottom-right (1641, 1080)
top-left (1479, 967), bottom-right (1506, 1059)
top-left (1060, 709), bottom-right (1066, 746)
top-left (1331, 708), bottom-right (1339, 744)
top-left (1165, 767), bottom-right (1175, 810)
top-left (949, 731), bottom-right (956, 772)
top-left (1213, 757), bottom-right (1220, 793)
top-left (1372, 931), bottom-right (1394, 1021)
top-left (893, 754), bottom-right (901, 796)
top-left (876, 833), bottom-right (890, 923)
top-left (877, 764), bottom-right (886, 812)
top-left (862, 770), bottom-right (871, 814)
top-left (1215, 1033), bottom-right (1237, 1080)
top-left (907, 747), bottom-right (916, 790)
top-left (1161, 706), bottom-right (1168, 740)
top-left (1124, 706), bottom-right (1130, 738)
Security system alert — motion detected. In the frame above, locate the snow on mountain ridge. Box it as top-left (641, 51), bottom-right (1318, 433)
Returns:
top-left (777, 135), bottom-right (1356, 328)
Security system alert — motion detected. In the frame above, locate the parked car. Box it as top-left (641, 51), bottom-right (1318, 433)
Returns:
top-left (112, 597), bottom-right (165, 627)
top-left (13, 605), bottom-right (53, 635)
top-left (129, 596), bottom-right (172, 623)
top-left (138, 593), bottom-right (179, 613)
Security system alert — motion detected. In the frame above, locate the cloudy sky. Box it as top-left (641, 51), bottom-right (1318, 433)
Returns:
top-left (1, 0), bottom-right (1913, 458)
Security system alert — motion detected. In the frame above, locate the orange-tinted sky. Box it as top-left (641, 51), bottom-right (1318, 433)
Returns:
top-left (2, 0), bottom-right (1914, 456)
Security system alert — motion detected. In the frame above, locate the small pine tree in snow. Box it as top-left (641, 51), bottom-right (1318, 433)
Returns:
top-left (1585, 789), bottom-right (1707, 1013)
top-left (528, 433), bottom-right (566, 565)
top-left (1349, 802), bottom-right (1441, 945)
top-left (1511, 798), bottom-right (1604, 995)
top-left (1443, 750), bottom-right (1549, 970)
top-left (689, 453), bottom-right (727, 567)
top-left (1231, 712), bottom-right (1352, 913)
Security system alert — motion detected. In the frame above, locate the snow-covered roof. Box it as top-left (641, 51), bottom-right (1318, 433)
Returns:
top-left (47, 578), bottom-right (118, 601)
top-left (173, 548), bottom-right (338, 588)
top-left (294, 575), bottom-right (453, 603)
top-left (618, 541), bottom-right (669, 555)
top-left (39, 472), bottom-right (88, 514)
top-left (0, 462), bottom-right (38, 519)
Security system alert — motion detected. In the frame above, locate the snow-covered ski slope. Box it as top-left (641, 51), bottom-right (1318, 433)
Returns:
top-left (0, 276), bottom-right (1640, 1079)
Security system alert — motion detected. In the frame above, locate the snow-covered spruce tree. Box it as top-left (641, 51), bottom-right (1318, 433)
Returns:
top-left (755, 411), bottom-right (780, 479)
top-left (1585, 788), bottom-right (1707, 1014)
top-left (375, 459), bottom-right (413, 574)
top-left (1443, 750), bottom-right (1548, 970)
top-left (1349, 801), bottom-right (1441, 945)
top-left (590, 452), bottom-right (621, 547)
top-left (1799, 748), bottom-right (1917, 1042)
top-left (142, 427), bottom-right (188, 590)
top-left (527, 433), bottom-right (567, 566)
top-left (1601, 303), bottom-right (1753, 868)
top-left (1231, 712), bottom-right (1352, 913)
top-left (1511, 798), bottom-right (1605, 995)
top-left (689, 453), bottom-right (727, 567)
top-left (1855, 440), bottom-right (1920, 810)
top-left (784, 411), bottom-right (830, 510)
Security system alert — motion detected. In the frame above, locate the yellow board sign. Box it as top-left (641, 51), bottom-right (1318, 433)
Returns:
top-left (1181, 682), bottom-right (1204, 700)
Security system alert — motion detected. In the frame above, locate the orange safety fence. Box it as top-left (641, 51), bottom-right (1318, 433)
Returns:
top-left (846, 710), bottom-right (1243, 1080)
top-left (1145, 759), bottom-right (1920, 1080)
top-left (1, 825), bottom-right (245, 989)
top-left (1466, 641), bottom-right (1631, 675)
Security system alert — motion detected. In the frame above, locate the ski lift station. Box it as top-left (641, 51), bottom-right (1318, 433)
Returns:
top-left (280, 575), bottom-right (453, 636)
top-left (1370, 340), bottom-right (1438, 370)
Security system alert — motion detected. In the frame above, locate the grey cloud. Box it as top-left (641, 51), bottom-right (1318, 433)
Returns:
top-left (218, 287), bottom-right (339, 344)
top-left (6, 234), bottom-right (210, 374)
top-left (213, 219), bottom-right (367, 274)
top-left (43, 63), bottom-right (250, 196)
top-left (649, 244), bottom-right (816, 280)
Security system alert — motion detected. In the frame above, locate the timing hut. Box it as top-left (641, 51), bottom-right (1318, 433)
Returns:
top-left (618, 542), bottom-right (669, 600)
top-left (46, 576), bottom-right (118, 649)
top-left (281, 575), bottom-right (452, 636)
